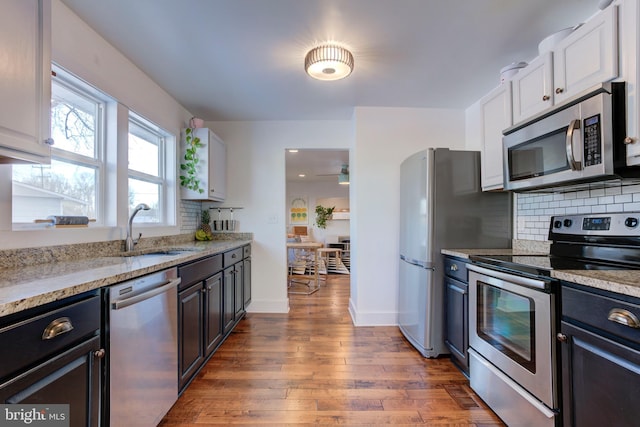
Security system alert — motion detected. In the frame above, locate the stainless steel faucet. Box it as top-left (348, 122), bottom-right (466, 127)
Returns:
top-left (125, 203), bottom-right (150, 251)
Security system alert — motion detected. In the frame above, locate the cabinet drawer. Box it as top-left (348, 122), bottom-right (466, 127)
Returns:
top-left (178, 254), bottom-right (222, 290)
top-left (0, 294), bottom-right (100, 381)
top-left (243, 245), bottom-right (251, 258)
top-left (224, 248), bottom-right (242, 266)
top-left (443, 256), bottom-right (468, 282)
top-left (562, 284), bottom-right (640, 346)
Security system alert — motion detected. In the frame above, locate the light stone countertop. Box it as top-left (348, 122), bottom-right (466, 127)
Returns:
top-left (441, 244), bottom-right (640, 300)
top-left (0, 239), bottom-right (251, 318)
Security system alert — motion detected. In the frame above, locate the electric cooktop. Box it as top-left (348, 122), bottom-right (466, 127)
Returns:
top-left (471, 212), bottom-right (640, 278)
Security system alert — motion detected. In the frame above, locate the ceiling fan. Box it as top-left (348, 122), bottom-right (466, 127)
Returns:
top-left (317, 164), bottom-right (349, 185)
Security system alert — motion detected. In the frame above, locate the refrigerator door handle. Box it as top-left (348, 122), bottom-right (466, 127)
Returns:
top-left (400, 255), bottom-right (435, 270)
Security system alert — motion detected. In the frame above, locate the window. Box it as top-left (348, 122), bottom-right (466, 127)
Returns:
top-left (128, 115), bottom-right (167, 224)
top-left (12, 77), bottom-right (104, 224)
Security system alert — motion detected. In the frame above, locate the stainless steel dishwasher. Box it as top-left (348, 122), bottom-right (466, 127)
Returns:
top-left (108, 267), bottom-right (181, 426)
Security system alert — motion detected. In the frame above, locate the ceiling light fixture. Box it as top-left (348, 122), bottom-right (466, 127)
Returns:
top-left (305, 44), bottom-right (354, 81)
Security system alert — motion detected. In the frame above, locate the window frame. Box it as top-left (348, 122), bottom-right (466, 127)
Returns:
top-left (11, 70), bottom-right (107, 227)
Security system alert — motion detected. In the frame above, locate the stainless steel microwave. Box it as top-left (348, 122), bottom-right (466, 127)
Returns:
top-left (503, 82), bottom-right (635, 191)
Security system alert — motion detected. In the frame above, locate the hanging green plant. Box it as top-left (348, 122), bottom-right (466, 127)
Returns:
top-left (179, 128), bottom-right (204, 194)
top-left (315, 205), bottom-right (335, 229)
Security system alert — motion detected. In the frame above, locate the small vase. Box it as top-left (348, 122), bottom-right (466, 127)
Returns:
top-left (189, 117), bottom-right (204, 128)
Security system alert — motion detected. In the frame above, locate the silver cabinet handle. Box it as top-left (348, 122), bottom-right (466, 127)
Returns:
top-left (608, 308), bottom-right (640, 328)
top-left (566, 119), bottom-right (582, 171)
top-left (542, 95), bottom-right (550, 101)
top-left (42, 317), bottom-right (74, 340)
top-left (44, 138), bottom-right (55, 146)
top-left (556, 87), bottom-right (564, 94)
top-left (624, 137), bottom-right (635, 145)
top-left (450, 264), bottom-right (458, 271)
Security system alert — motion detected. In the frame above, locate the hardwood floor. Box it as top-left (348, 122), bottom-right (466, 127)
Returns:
top-left (160, 275), bottom-right (504, 426)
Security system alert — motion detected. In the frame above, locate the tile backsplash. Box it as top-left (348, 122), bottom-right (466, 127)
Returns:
top-left (180, 200), bottom-right (202, 233)
top-left (515, 184), bottom-right (640, 240)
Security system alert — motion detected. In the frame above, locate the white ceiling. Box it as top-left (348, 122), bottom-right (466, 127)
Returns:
top-left (60, 0), bottom-right (603, 122)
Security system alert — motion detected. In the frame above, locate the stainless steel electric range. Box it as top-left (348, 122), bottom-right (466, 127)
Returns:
top-left (467, 212), bottom-right (640, 427)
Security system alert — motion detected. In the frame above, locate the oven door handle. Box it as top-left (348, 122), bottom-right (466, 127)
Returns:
top-left (467, 263), bottom-right (550, 290)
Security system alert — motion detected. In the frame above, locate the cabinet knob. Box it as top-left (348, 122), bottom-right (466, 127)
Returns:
top-left (210, 189), bottom-right (215, 193)
top-left (450, 264), bottom-right (458, 271)
top-left (556, 333), bottom-right (568, 342)
top-left (555, 87), bottom-right (564, 94)
top-left (624, 137), bottom-right (635, 145)
top-left (207, 285), bottom-right (213, 290)
top-left (44, 137), bottom-right (55, 146)
top-left (608, 308), bottom-right (640, 328)
top-left (542, 95), bottom-right (550, 101)
top-left (94, 349), bottom-right (106, 359)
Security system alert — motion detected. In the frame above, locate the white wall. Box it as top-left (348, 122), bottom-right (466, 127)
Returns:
top-left (203, 120), bottom-right (353, 313)
top-left (350, 107), bottom-right (466, 325)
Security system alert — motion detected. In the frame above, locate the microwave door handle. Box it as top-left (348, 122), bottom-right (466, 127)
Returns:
top-left (566, 119), bottom-right (582, 171)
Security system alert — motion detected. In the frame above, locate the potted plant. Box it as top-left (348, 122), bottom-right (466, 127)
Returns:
top-left (179, 128), bottom-right (204, 194)
top-left (315, 205), bottom-right (335, 229)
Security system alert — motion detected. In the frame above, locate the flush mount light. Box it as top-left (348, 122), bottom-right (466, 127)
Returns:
top-left (305, 44), bottom-right (354, 81)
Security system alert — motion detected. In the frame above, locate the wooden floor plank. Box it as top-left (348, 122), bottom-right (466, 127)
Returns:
top-left (160, 275), bottom-right (504, 426)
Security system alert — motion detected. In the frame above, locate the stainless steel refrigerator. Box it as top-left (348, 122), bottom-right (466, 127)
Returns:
top-left (398, 148), bottom-right (511, 357)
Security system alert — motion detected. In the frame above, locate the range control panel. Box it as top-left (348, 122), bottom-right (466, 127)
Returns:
top-left (550, 213), bottom-right (640, 237)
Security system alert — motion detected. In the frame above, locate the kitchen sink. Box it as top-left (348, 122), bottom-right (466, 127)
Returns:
top-left (112, 248), bottom-right (199, 257)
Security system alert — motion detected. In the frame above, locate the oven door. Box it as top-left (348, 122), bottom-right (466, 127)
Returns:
top-left (467, 264), bottom-right (556, 409)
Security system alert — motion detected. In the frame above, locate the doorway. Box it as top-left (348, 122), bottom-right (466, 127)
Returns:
top-left (285, 149), bottom-right (351, 296)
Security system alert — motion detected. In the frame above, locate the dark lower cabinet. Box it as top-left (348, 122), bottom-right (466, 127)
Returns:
top-left (443, 256), bottom-right (469, 374)
top-left (560, 282), bottom-right (640, 427)
top-left (243, 256), bottom-right (252, 308)
top-left (178, 282), bottom-right (205, 391)
top-left (223, 265), bottom-right (236, 335)
top-left (178, 255), bottom-right (223, 392)
top-left (0, 292), bottom-right (102, 427)
top-left (177, 245), bottom-right (251, 393)
top-left (204, 272), bottom-right (223, 355)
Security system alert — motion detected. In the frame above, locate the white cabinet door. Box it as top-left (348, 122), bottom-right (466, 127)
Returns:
top-left (208, 132), bottom-right (227, 201)
top-left (480, 83), bottom-right (512, 191)
top-left (0, 0), bottom-right (51, 163)
top-left (512, 52), bottom-right (553, 125)
top-left (619, 0), bottom-right (640, 163)
top-left (553, 5), bottom-right (618, 104)
top-left (180, 128), bottom-right (227, 201)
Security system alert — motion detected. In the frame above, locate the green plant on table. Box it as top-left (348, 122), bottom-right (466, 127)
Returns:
top-left (179, 128), bottom-right (204, 194)
top-left (315, 205), bottom-right (335, 229)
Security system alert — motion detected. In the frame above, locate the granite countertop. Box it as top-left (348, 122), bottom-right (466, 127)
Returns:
top-left (441, 243), bottom-right (640, 300)
top-left (0, 239), bottom-right (251, 318)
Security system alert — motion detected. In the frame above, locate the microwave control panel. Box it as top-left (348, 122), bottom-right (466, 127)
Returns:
top-left (583, 114), bottom-right (602, 167)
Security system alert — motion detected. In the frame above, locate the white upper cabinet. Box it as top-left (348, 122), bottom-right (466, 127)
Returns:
top-left (480, 83), bottom-right (513, 191)
top-left (553, 4), bottom-right (618, 104)
top-left (180, 128), bottom-right (227, 202)
top-left (512, 52), bottom-right (554, 124)
top-left (0, 0), bottom-right (52, 164)
top-left (511, 5), bottom-right (618, 126)
top-left (618, 0), bottom-right (640, 162)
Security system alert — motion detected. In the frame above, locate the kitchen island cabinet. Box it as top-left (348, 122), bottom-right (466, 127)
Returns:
top-left (559, 281), bottom-right (640, 427)
top-left (0, 0), bottom-right (52, 163)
